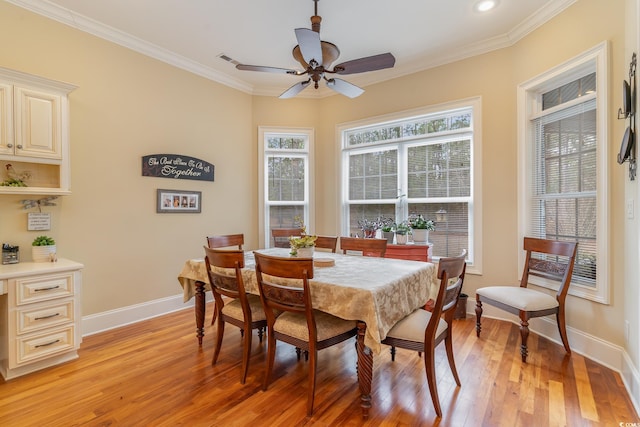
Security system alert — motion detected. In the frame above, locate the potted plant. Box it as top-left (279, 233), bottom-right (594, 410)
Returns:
top-left (289, 234), bottom-right (317, 257)
top-left (378, 217), bottom-right (395, 243)
top-left (358, 218), bottom-right (378, 238)
top-left (409, 214), bottom-right (435, 244)
top-left (32, 235), bottom-right (56, 262)
top-left (394, 221), bottom-right (410, 245)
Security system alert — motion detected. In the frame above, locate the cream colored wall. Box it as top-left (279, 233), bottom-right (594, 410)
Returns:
top-left (0, 2), bottom-right (255, 315)
top-left (0, 0), bottom-right (633, 356)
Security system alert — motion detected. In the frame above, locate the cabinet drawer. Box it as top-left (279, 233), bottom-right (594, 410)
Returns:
top-left (15, 273), bottom-right (74, 305)
top-left (14, 325), bottom-right (76, 367)
top-left (16, 299), bottom-right (74, 335)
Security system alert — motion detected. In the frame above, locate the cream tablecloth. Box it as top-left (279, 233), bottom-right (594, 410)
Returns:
top-left (177, 248), bottom-right (437, 354)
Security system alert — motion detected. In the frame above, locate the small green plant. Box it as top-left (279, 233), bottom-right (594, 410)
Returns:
top-left (377, 217), bottom-right (395, 233)
top-left (395, 221), bottom-right (411, 235)
top-left (408, 214), bottom-right (436, 230)
top-left (32, 235), bottom-right (55, 246)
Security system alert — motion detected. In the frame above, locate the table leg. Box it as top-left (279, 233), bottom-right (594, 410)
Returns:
top-left (195, 280), bottom-right (206, 345)
top-left (356, 321), bottom-right (372, 419)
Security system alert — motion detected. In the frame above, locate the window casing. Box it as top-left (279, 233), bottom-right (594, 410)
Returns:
top-left (517, 42), bottom-right (609, 303)
top-left (259, 127), bottom-right (314, 248)
top-left (339, 98), bottom-right (482, 271)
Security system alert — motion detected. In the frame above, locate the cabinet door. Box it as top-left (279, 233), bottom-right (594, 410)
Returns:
top-left (0, 83), bottom-right (13, 156)
top-left (14, 86), bottom-right (62, 159)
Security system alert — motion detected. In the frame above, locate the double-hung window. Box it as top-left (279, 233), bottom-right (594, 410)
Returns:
top-left (340, 98), bottom-right (482, 269)
top-left (258, 127), bottom-right (314, 248)
top-left (518, 42), bottom-right (608, 303)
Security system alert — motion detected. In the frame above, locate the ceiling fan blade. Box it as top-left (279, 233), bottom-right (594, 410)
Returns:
top-left (294, 28), bottom-right (323, 67)
top-left (279, 80), bottom-right (312, 99)
top-left (326, 78), bottom-right (364, 98)
top-left (236, 64), bottom-right (303, 75)
top-left (334, 53), bottom-right (396, 75)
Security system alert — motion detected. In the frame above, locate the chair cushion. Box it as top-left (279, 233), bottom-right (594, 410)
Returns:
top-left (385, 309), bottom-right (448, 343)
top-left (221, 294), bottom-right (267, 322)
top-left (274, 310), bottom-right (356, 342)
top-left (477, 286), bottom-right (559, 311)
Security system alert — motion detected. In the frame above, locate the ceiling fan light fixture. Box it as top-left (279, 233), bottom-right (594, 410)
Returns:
top-left (474, 0), bottom-right (499, 13)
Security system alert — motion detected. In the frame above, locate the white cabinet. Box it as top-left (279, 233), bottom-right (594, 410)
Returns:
top-left (0, 259), bottom-right (83, 380)
top-left (0, 66), bottom-right (76, 195)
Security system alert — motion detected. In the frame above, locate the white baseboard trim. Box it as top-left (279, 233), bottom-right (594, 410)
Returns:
top-left (81, 293), bottom-right (212, 337)
top-left (465, 302), bottom-right (640, 416)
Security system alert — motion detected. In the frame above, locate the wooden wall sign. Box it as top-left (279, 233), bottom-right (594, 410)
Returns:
top-left (142, 154), bottom-right (214, 182)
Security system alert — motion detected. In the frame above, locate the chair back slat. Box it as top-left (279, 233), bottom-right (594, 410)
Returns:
top-left (521, 238), bottom-right (578, 302)
top-left (339, 236), bottom-right (387, 257)
top-left (314, 236), bottom-right (338, 253)
top-left (206, 234), bottom-right (244, 250)
top-left (271, 228), bottom-right (305, 248)
top-left (254, 252), bottom-right (314, 314)
top-left (203, 247), bottom-right (248, 305)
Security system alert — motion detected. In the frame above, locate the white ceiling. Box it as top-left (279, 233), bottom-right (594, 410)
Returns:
top-left (7, 0), bottom-right (577, 98)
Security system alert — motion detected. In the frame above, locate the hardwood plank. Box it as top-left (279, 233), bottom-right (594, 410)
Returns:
top-left (0, 308), bottom-right (636, 426)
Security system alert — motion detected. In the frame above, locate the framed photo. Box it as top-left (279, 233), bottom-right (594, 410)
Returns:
top-left (157, 189), bottom-right (201, 213)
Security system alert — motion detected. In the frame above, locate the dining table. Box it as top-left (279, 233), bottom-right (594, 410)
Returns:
top-left (177, 247), bottom-right (438, 419)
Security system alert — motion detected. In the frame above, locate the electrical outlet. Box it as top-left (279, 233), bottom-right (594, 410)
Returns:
top-left (625, 320), bottom-right (630, 341)
top-left (627, 199), bottom-right (635, 219)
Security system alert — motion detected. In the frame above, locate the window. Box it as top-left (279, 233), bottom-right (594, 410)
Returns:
top-left (258, 127), bottom-right (314, 248)
top-left (339, 98), bottom-right (482, 270)
top-left (518, 42), bottom-right (608, 303)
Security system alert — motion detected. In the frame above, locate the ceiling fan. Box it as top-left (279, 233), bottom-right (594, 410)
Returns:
top-left (235, 0), bottom-right (395, 99)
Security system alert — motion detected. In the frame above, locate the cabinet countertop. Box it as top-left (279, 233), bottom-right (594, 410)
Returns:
top-left (0, 258), bottom-right (84, 281)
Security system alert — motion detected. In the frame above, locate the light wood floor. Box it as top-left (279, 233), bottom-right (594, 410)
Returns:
top-left (0, 306), bottom-right (637, 426)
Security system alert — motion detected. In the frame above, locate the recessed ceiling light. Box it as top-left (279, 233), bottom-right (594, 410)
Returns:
top-left (475, 0), bottom-right (499, 12)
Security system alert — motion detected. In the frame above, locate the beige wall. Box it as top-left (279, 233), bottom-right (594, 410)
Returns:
top-left (0, 0), bottom-right (635, 368)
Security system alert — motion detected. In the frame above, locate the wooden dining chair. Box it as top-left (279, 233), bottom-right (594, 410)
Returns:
top-left (206, 233), bottom-right (244, 250)
top-left (475, 237), bottom-right (578, 363)
top-left (339, 236), bottom-right (388, 257)
top-left (314, 235), bottom-right (338, 253)
top-left (381, 252), bottom-right (467, 418)
top-left (205, 233), bottom-right (245, 325)
top-left (203, 247), bottom-right (267, 384)
top-left (271, 228), bottom-right (304, 248)
top-left (253, 252), bottom-right (357, 416)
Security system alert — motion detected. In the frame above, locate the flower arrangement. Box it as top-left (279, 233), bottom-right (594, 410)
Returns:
top-left (289, 215), bottom-right (317, 255)
top-left (408, 214), bottom-right (436, 231)
top-left (378, 217), bottom-right (395, 233)
top-left (358, 218), bottom-right (379, 238)
top-left (394, 221), bottom-right (411, 235)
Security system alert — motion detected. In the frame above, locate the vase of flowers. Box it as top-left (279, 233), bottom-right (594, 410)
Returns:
top-left (409, 214), bottom-right (435, 244)
top-left (32, 235), bottom-right (56, 262)
top-left (358, 218), bottom-right (378, 239)
top-left (395, 222), bottom-right (410, 245)
top-left (378, 217), bottom-right (395, 243)
top-left (289, 234), bottom-right (317, 257)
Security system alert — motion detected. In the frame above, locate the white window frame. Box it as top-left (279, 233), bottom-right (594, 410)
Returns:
top-left (337, 98), bottom-right (483, 274)
top-left (258, 126), bottom-right (315, 249)
top-left (517, 42), bottom-right (609, 303)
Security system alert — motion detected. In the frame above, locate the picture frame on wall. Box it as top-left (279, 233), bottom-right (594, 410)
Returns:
top-left (157, 189), bottom-right (201, 213)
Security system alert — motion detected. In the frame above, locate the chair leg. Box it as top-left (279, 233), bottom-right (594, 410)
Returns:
top-left (556, 309), bottom-right (571, 354)
top-left (307, 348), bottom-right (318, 416)
top-left (212, 317), bottom-right (225, 365)
top-left (240, 324), bottom-right (253, 384)
top-left (475, 298), bottom-right (483, 337)
top-left (263, 329), bottom-right (277, 391)
top-left (519, 312), bottom-right (530, 363)
top-left (424, 346), bottom-right (442, 418)
top-left (258, 327), bottom-right (264, 343)
top-left (390, 346), bottom-right (396, 362)
top-left (444, 331), bottom-right (461, 386)
top-left (296, 347), bottom-right (301, 361)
